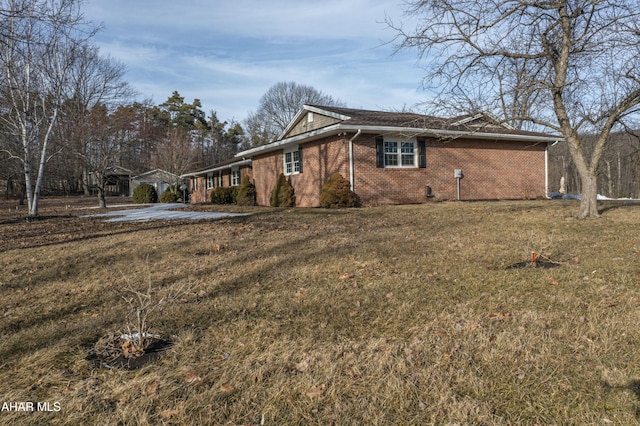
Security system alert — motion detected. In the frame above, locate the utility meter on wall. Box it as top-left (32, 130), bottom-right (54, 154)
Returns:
top-left (454, 169), bottom-right (463, 179)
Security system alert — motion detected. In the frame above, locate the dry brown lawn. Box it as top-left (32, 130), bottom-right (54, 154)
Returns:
top-left (0, 197), bottom-right (639, 425)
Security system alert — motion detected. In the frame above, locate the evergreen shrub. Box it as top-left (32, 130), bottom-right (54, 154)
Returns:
top-left (132, 183), bottom-right (157, 204)
top-left (211, 187), bottom-right (237, 204)
top-left (270, 173), bottom-right (295, 207)
top-left (168, 184), bottom-right (189, 202)
top-left (159, 190), bottom-right (178, 203)
top-left (235, 175), bottom-right (257, 206)
top-left (319, 173), bottom-right (360, 208)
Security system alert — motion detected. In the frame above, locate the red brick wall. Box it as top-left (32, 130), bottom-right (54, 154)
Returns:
top-left (252, 136), bottom-right (349, 207)
top-left (190, 176), bottom-right (206, 204)
top-left (352, 135), bottom-right (547, 205)
top-left (189, 166), bottom-right (252, 204)
top-left (252, 152), bottom-right (283, 206)
top-left (249, 132), bottom-right (547, 207)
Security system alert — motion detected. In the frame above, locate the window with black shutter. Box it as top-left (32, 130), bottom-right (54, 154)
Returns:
top-left (376, 137), bottom-right (384, 168)
top-left (377, 136), bottom-right (419, 168)
top-left (418, 139), bottom-right (426, 168)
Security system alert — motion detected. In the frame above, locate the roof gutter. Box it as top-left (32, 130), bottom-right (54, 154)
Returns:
top-left (348, 129), bottom-right (361, 191)
top-left (180, 158), bottom-right (251, 178)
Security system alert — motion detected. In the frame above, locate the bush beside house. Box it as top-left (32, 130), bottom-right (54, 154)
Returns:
top-left (235, 176), bottom-right (257, 206)
top-left (270, 173), bottom-right (295, 207)
top-left (159, 190), bottom-right (178, 203)
top-left (211, 187), bottom-right (238, 205)
top-left (132, 183), bottom-right (158, 203)
top-left (319, 173), bottom-right (359, 208)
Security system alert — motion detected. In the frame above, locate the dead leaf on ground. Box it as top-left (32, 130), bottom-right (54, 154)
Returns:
top-left (146, 381), bottom-right (159, 396)
top-left (306, 383), bottom-right (326, 399)
top-left (545, 276), bottom-right (559, 285)
top-left (295, 353), bottom-right (315, 373)
top-left (489, 312), bottom-right (511, 321)
top-left (185, 371), bottom-right (203, 386)
top-left (558, 381), bottom-right (572, 390)
top-left (161, 407), bottom-right (180, 420)
top-left (219, 383), bottom-right (234, 392)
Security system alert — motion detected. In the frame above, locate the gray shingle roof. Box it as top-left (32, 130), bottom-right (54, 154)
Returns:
top-left (306, 105), bottom-right (556, 138)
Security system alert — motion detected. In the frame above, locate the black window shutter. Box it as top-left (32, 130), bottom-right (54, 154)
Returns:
top-left (375, 136), bottom-right (384, 168)
top-left (298, 147), bottom-right (303, 173)
top-left (418, 139), bottom-right (426, 168)
top-left (228, 171), bottom-right (231, 186)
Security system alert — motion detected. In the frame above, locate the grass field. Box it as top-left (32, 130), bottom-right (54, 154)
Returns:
top-left (1, 197), bottom-right (639, 425)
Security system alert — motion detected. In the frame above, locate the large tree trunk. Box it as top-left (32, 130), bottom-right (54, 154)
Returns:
top-left (97, 188), bottom-right (107, 208)
top-left (83, 168), bottom-right (91, 196)
top-left (578, 170), bottom-right (599, 218)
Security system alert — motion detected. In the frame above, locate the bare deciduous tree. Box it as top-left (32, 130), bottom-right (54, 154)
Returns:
top-left (60, 45), bottom-right (133, 207)
top-left (389, 0), bottom-right (640, 218)
top-left (0, 0), bottom-right (97, 216)
top-left (245, 81), bottom-right (345, 147)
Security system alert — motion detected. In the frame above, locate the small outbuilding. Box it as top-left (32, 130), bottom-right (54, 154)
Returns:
top-left (130, 169), bottom-right (178, 197)
top-left (89, 166), bottom-right (132, 197)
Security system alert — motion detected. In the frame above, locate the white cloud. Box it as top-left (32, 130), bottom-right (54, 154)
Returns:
top-left (83, 0), bottom-right (429, 122)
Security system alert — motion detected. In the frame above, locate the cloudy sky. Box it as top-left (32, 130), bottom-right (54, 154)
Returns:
top-left (83, 0), bottom-right (430, 123)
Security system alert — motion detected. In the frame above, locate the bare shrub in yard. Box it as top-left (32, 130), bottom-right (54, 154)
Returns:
top-left (93, 262), bottom-right (196, 364)
top-left (519, 229), bottom-right (558, 266)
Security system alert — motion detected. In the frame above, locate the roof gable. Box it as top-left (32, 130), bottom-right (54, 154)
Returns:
top-left (131, 169), bottom-right (177, 181)
top-left (281, 105), bottom-right (350, 139)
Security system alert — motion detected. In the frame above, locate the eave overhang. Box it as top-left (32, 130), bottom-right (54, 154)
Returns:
top-left (180, 158), bottom-right (252, 178)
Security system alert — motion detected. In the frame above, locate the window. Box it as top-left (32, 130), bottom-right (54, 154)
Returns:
top-left (231, 167), bottom-right (240, 186)
top-left (206, 173), bottom-right (214, 190)
top-left (283, 146), bottom-right (301, 175)
top-left (191, 177), bottom-right (198, 190)
top-left (383, 140), bottom-right (416, 167)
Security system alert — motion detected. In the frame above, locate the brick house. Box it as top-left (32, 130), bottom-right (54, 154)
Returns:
top-left (232, 105), bottom-right (561, 207)
top-left (181, 158), bottom-right (251, 204)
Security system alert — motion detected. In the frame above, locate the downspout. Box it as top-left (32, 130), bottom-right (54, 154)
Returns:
top-left (545, 143), bottom-right (549, 198)
top-left (348, 129), bottom-right (362, 191)
top-left (546, 140), bottom-right (559, 198)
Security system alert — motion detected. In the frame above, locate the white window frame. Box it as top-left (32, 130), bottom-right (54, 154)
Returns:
top-left (231, 167), bottom-right (240, 186)
top-left (383, 138), bottom-right (417, 168)
top-left (191, 177), bottom-right (198, 191)
top-left (206, 173), bottom-right (215, 190)
top-left (283, 146), bottom-right (300, 176)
